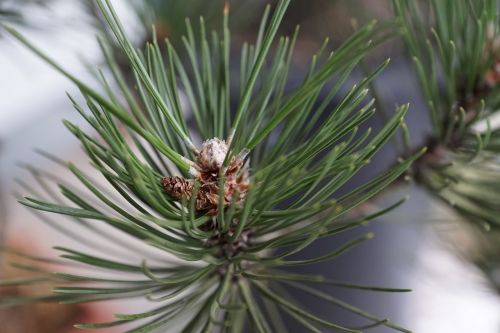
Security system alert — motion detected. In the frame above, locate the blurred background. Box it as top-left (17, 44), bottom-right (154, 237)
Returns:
top-left (0, 0), bottom-right (499, 332)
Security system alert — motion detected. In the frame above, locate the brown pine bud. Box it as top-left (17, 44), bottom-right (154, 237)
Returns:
top-left (161, 176), bottom-right (193, 200)
top-left (161, 138), bottom-right (250, 218)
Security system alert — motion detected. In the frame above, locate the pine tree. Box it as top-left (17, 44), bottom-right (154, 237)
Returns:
top-left (1, 0), bottom-right (499, 332)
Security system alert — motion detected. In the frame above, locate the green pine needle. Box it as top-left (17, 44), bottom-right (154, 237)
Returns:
top-left (0, 0), bottom-right (417, 332)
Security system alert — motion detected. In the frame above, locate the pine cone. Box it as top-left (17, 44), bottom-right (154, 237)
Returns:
top-left (161, 142), bottom-right (250, 217)
top-left (161, 176), bottom-right (193, 200)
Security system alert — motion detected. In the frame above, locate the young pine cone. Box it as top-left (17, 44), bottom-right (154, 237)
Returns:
top-left (161, 138), bottom-right (249, 216)
top-left (161, 176), bottom-right (193, 201)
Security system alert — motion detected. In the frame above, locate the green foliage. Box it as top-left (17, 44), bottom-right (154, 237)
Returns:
top-left (394, 0), bottom-right (500, 230)
top-left (0, 0), bottom-right (422, 332)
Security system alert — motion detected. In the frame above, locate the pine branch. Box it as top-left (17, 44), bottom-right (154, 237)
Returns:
top-left (392, 0), bottom-right (500, 231)
top-left (0, 0), bottom-right (416, 331)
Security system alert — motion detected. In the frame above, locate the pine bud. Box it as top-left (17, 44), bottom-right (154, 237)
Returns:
top-left (197, 138), bottom-right (228, 171)
top-left (161, 176), bottom-right (193, 200)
